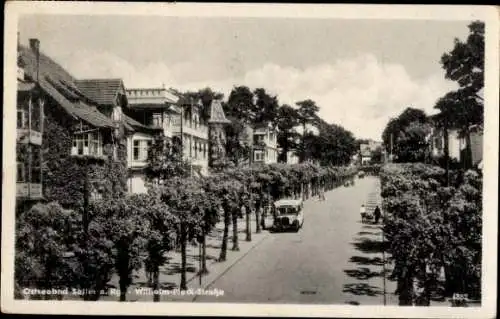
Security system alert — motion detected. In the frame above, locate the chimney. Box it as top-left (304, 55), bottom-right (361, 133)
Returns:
top-left (29, 38), bottom-right (40, 52)
top-left (29, 38), bottom-right (40, 82)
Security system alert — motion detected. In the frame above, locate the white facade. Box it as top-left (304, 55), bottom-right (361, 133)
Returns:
top-left (127, 172), bottom-right (148, 194)
top-left (126, 132), bottom-right (154, 194)
top-left (170, 102), bottom-right (210, 175)
top-left (286, 151), bottom-right (299, 164)
top-left (253, 125), bottom-right (279, 164)
top-left (430, 128), bottom-right (464, 161)
top-left (126, 87), bottom-right (179, 139)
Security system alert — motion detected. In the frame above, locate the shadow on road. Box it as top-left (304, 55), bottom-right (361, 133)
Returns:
top-left (343, 283), bottom-right (382, 296)
top-left (162, 262), bottom-right (197, 276)
top-left (362, 224), bottom-right (383, 230)
top-left (357, 231), bottom-right (380, 236)
top-left (351, 238), bottom-right (387, 254)
top-left (205, 243), bottom-right (221, 249)
top-left (188, 253), bottom-right (218, 261)
top-left (349, 256), bottom-right (384, 266)
top-left (344, 267), bottom-right (381, 280)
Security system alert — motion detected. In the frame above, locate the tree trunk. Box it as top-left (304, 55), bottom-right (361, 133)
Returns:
top-left (118, 245), bottom-right (130, 302)
top-left (255, 204), bottom-right (261, 234)
top-left (283, 130), bottom-right (289, 163)
top-left (398, 267), bottom-right (414, 306)
top-left (231, 208), bottom-right (240, 251)
top-left (218, 208), bottom-right (230, 262)
top-left (464, 129), bottom-right (473, 170)
top-left (245, 205), bottom-right (251, 241)
top-left (444, 124), bottom-right (450, 186)
top-left (201, 231), bottom-right (208, 274)
top-left (180, 222), bottom-right (187, 290)
top-left (153, 264), bottom-right (160, 302)
top-left (301, 122), bottom-right (306, 163)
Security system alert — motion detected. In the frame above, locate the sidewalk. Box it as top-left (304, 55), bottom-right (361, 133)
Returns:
top-left (99, 213), bottom-right (274, 302)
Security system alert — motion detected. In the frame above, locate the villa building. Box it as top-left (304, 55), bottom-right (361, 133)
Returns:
top-left (17, 38), bottom-right (124, 210)
top-left (173, 96), bottom-right (210, 175)
top-left (124, 87), bottom-right (180, 192)
top-left (252, 123), bottom-right (279, 164)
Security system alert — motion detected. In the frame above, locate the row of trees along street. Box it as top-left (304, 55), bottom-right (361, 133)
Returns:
top-left (15, 163), bottom-right (358, 301)
top-left (379, 21), bottom-right (484, 306)
top-left (381, 164), bottom-right (482, 306)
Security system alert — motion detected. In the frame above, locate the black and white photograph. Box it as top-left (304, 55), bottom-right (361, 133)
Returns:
top-left (2, 2), bottom-right (498, 318)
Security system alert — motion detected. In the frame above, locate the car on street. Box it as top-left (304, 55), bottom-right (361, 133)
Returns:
top-left (272, 199), bottom-right (304, 232)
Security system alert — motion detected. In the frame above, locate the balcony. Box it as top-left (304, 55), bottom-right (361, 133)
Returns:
top-left (17, 94), bottom-right (43, 146)
top-left (17, 129), bottom-right (42, 145)
top-left (171, 122), bottom-right (208, 139)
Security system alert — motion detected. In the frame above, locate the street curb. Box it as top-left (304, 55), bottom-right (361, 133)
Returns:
top-left (190, 230), bottom-right (271, 302)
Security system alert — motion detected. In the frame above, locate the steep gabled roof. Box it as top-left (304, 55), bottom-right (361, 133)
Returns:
top-left (75, 79), bottom-right (125, 106)
top-left (18, 45), bottom-right (115, 128)
top-left (208, 99), bottom-right (230, 124)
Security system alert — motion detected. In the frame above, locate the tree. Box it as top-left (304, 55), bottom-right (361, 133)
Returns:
top-left (276, 104), bottom-right (301, 163)
top-left (253, 88), bottom-right (279, 126)
top-left (88, 196), bottom-right (149, 302)
top-left (212, 176), bottom-right (243, 261)
top-left (225, 86), bottom-right (255, 123)
top-left (15, 202), bottom-right (79, 300)
top-left (441, 21), bottom-right (484, 97)
top-left (225, 117), bottom-right (252, 167)
top-left (370, 146), bottom-right (384, 164)
top-left (435, 21), bottom-right (484, 170)
top-left (396, 121), bottom-right (432, 163)
top-left (175, 88), bottom-right (224, 122)
top-left (137, 191), bottom-right (177, 302)
top-left (199, 180), bottom-right (222, 274)
top-left (296, 99), bottom-right (320, 163)
top-left (381, 107), bottom-right (429, 162)
top-left (315, 123), bottom-right (357, 166)
top-left (159, 177), bottom-right (205, 290)
top-left (145, 134), bottom-right (190, 183)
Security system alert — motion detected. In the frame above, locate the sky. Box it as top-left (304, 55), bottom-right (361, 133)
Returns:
top-left (18, 14), bottom-right (471, 140)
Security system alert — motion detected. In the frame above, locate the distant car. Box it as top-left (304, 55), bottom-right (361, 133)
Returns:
top-left (358, 170), bottom-right (365, 178)
top-left (272, 199), bottom-right (304, 232)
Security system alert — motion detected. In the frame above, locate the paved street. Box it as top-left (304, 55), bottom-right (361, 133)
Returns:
top-left (195, 175), bottom-right (399, 305)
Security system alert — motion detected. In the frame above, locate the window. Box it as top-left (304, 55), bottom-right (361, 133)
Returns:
top-left (133, 139), bottom-right (151, 161)
top-left (88, 132), bottom-right (102, 156)
top-left (17, 161), bottom-right (26, 182)
top-left (31, 147), bottom-right (41, 183)
top-left (16, 145), bottom-right (42, 184)
top-left (254, 150), bottom-right (264, 162)
top-left (17, 109), bottom-right (28, 129)
top-left (253, 135), bottom-right (264, 145)
top-left (152, 113), bottom-right (162, 127)
top-left (71, 131), bottom-right (103, 157)
top-left (112, 106), bottom-right (122, 122)
top-left (30, 98), bottom-right (42, 132)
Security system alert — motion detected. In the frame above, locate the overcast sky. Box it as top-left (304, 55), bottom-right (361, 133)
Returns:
top-left (18, 14), bottom-right (470, 140)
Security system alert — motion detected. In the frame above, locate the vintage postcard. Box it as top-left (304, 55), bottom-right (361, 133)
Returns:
top-left (2, 2), bottom-right (498, 318)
